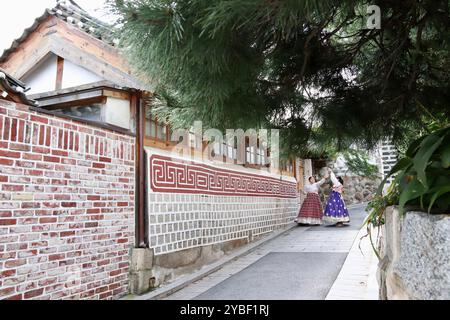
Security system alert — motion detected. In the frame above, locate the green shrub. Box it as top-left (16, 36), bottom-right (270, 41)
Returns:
top-left (363, 126), bottom-right (449, 258)
top-left (342, 149), bottom-right (379, 178)
top-left (377, 127), bottom-right (450, 213)
top-left (378, 126), bottom-right (450, 214)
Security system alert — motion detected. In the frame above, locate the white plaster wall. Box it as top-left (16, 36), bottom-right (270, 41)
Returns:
top-left (21, 54), bottom-right (104, 94)
top-left (21, 54), bottom-right (57, 94)
top-left (62, 59), bottom-right (103, 88)
top-left (105, 96), bottom-right (131, 129)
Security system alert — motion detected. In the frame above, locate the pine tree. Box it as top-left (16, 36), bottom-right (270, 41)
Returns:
top-left (111, 0), bottom-right (450, 158)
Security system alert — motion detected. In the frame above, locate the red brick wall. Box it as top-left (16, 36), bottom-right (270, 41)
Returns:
top-left (0, 100), bottom-right (135, 300)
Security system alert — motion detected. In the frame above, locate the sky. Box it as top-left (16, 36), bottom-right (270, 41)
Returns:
top-left (0, 0), bottom-right (115, 54)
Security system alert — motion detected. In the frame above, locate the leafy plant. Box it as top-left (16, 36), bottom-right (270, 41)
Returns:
top-left (377, 126), bottom-right (450, 214)
top-left (342, 149), bottom-right (379, 178)
top-left (362, 183), bottom-right (399, 259)
top-left (362, 126), bottom-right (449, 258)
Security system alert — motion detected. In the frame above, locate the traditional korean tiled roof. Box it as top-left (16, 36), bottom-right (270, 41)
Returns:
top-left (0, 0), bottom-right (118, 63)
top-left (0, 68), bottom-right (38, 106)
top-left (51, 0), bottom-right (118, 45)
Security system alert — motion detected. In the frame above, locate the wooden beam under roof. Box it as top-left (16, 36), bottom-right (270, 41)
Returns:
top-left (28, 80), bottom-right (131, 99)
top-left (36, 88), bottom-right (104, 107)
top-left (42, 96), bottom-right (106, 110)
top-left (32, 83), bottom-right (132, 109)
top-left (56, 56), bottom-right (64, 90)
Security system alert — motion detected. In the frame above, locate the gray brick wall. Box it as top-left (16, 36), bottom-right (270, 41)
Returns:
top-left (146, 148), bottom-right (299, 256)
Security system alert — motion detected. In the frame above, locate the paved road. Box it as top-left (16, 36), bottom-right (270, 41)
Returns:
top-left (164, 204), bottom-right (368, 300)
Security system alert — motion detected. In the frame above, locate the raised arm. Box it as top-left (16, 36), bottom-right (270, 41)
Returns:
top-left (313, 178), bottom-right (326, 187)
top-left (329, 169), bottom-right (342, 187)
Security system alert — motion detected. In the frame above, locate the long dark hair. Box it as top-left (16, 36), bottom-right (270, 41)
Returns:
top-left (337, 177), bottom-right (344, 185)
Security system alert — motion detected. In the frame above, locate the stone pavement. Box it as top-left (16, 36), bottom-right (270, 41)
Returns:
top-left (159, 203), bottom-right (379, 300)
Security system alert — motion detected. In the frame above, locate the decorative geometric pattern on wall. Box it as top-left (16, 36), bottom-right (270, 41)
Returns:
top-left (149, 154), bottom-right (298, 198)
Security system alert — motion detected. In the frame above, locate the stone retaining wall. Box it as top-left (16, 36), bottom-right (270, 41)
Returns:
top-left (378, 207), bottom-right (450, 300)
top-left (319, 175), bottom-right (381, 207)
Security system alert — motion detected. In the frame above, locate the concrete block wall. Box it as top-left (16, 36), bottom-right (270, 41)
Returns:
top-left (0, 100), bottom-right (135, 300)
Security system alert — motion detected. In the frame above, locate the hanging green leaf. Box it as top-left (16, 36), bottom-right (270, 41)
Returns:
top-left (413, 134), bottom-right (444, 188)
top-left (389, 157), bottom-right (413, 175)
top-left (406, 135), bottom-right (426, 158)
top-left (375, 158), bottom-right (412, 195)
top-left (398, 178), bottom-right (427, 213)
top-left (442, 143), bottom-right (450, 168)
top-left (427, 186), bottom-right (450, 213)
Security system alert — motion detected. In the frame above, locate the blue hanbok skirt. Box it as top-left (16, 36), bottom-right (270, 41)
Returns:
top-left (323, 191), bottom-right (350, 223)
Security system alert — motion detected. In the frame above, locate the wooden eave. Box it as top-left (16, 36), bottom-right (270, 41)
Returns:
top-left (0, 15), bottom-right (151, 92)
top-left (29, 81), bottom-right (135, 109)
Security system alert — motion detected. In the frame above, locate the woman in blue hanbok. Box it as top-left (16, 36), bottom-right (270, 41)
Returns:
top-left (323, 168), bottom-right (350, 227)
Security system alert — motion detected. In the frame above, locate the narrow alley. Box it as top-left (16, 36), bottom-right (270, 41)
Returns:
top-left (152, 204), bottom-right (378, 300)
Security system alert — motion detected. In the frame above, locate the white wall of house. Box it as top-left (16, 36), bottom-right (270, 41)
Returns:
top-left (62, 59), bottom-right (103, 88)
top-left (22, 54), bottom-right (57, 94)
top-left (105, 97), bottom-right (131, 129)
top-left (21, 53), bottom-right (104, 94)
top-left (21, 54), bottom-right (133, 131)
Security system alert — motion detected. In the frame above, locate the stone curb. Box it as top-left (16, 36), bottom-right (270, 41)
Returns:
top-left (123, 202), bottom-right (367, 300)
top-left (325, 215), bottom-right (379, 300)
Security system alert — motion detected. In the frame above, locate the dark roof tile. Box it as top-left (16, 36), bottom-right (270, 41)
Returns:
top-left (0, 0), bottom-right (118, 63)
top-left (0, 68), bottom-right (39, 106)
